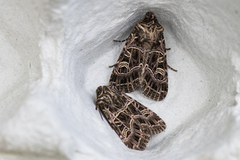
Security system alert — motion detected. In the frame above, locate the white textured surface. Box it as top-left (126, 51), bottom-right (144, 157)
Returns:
top-left (0, 0), bottom-right (240, 160)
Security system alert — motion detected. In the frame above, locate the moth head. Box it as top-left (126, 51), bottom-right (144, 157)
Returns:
top-left (142, 12), bottom-right (157, 23)
top-left (96, 85), bottom-right (104, 98)
top-left (95, 86), bottom-right (113, 119)
top-left (137, 12), bottom-right (164, 48)
top-left (96, 85), bottom-right (111, 96)
top-left (96, 86), bottom-right (113, 107)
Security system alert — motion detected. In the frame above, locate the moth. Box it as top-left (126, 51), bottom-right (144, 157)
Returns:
top-left (95, 85), bottom-right (166, 150)
top-left (109, 12), bottom-right (177, 101)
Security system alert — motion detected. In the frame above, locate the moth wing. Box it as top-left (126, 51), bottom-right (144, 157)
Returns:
top-left (127, 93), bottom-right (167, 135)
top-left (109, 29), bottom-right (143, 93)
top-left (141, 50), bottom-right (168, 101)
top-left (96, 86), bottom-right (166, 150)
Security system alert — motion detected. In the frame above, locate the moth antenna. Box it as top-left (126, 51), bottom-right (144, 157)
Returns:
top-left (99, 109), bottom-right (104, 120)
top-left (95, 104), bottom-right (104, 120)
top-left (167, 64), bottom-right (177, 72)
top-left (113, 39), bottom-right (127, 42)
top-left (109, 62), bottom-right (119, 68)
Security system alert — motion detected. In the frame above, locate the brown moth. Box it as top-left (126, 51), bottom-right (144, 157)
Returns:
top-left (109, 12), bottom-right (177, 101)
top-left (95, 85), bottom-right (166, 150)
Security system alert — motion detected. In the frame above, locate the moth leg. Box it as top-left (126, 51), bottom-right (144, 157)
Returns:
top-left (109, 62), bottom-right (119, 68)
top-left (113, 39), bottom-right (127, 42)
top-left (167, 64), bottom-right (177, 72)
top-left (165, 48), bottom-right (171, 50)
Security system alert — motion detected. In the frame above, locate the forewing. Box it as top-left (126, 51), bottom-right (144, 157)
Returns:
top-left (109, 31), bottom-right (143, 93)
top-left (95, 86), bottom-right (166, 150)
top-left (139, 15), bottom-right (169, 101)
top-left (126, 92), bottom-right (167, 135)
top-left (110, 12), bottom-right (173, 101)
top-left (141, 50), bottom-right (168, 101)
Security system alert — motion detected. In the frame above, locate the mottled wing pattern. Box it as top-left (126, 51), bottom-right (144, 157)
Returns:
top-left (110, 12), bottom-right (174, 101)
top-left (142, 51), bottom-right (168, 101)
top-left (141, 24), bottom-right (168, 101)
top-left (95, 86), bottom-right (166, 150)
top-left (109, 31), bottom-right (143, 93)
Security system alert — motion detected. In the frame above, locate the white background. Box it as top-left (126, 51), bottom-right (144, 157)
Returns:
top-left (0, 0), bottom-right (240, 160)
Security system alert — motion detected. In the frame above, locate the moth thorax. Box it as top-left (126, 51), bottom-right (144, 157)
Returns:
top-left (142, 42), bottom-right (152, 50)
top-left (101, 94), bottom-right (113, 104)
